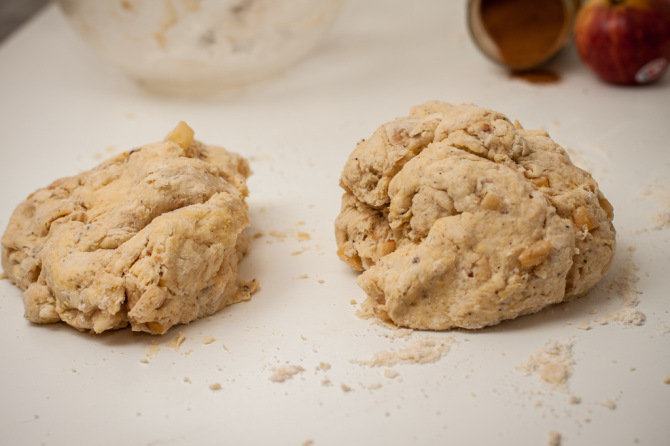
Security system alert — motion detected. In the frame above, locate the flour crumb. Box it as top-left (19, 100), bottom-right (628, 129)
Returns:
top-left (663, 374), bottom-right (670, 384)
top-left (548, 430), bottom-right (562, 446)
top-left (201, 336), bottom-right (216, 345)
top-left (296, 274), bottom-right (309, 280)
top-left (568, 395), bottom-right (582, 404)
top-left (209, 383), bottom-right (222, 391)
top-left (354, 337), bottom-right (454, 367)
top-left (517, 339), bottom-right (574, 391)
top-left (341, 383), bottom-right (353, 392)
top-left (321, 378), bottom-right (332, 386)
top-left (302, 440), bottom-right (314, 446)
top-left (184, 377), bottom-right (191, 383)
top-left (601, 399), bottom-right (617, 410)
top-left (166, 331), bottom-right (186, 352)
top-left (269, 365), bottom-right (305, 383)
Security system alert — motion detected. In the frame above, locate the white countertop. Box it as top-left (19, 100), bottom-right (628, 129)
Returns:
top-left (1, 1), bottom-right (669, 445)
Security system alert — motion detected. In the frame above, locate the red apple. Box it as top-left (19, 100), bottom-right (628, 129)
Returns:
top-left (575, 0), bottom-right (670, 84)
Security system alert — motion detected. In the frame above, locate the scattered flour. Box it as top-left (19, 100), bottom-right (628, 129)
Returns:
top-left (353, 337), bottom-right (454, 367)
top-left (599, 248), bottom-right (645, 326)
top-left (640, 184), bottom-right (670, 231)
top-left (517, 339), bottom-right (575, 392)
top-left (269, 365), bottom-right (305, 383)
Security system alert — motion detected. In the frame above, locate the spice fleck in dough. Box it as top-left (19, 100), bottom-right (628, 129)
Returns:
top-left (335, 101), bottom-right (615, 330)
top-left (1, 122), bottom-right (257, 334)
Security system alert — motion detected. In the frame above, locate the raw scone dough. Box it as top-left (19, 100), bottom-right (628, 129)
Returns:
top-left (335, 101), bottom-right (615, 330)
top-left (1, 122), bottom-right (257, 334)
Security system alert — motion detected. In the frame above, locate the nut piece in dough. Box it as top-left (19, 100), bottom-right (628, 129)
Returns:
top-left (335, 101), bottom-right (615, 330)
top-left (1, 122), bottom-right (257, 334)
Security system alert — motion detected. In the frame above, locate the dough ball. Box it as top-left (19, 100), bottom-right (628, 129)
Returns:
top-left (335, 101), bottom-right (615, 330)
top-left (1, 122), bottom-right (257, 334)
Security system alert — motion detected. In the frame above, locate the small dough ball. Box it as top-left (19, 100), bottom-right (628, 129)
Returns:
top-left (335, 101), bottom-right (615, 330)
top-left (2, 123), bottom-right (257, 334)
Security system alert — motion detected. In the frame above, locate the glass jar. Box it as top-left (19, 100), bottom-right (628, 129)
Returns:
top-left (467, 0), bottom-right (580, 71)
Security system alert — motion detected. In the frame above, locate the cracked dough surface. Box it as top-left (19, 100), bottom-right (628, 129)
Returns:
top-left (1, 123), bottom-right (256, 334)
top-left (335, 101), bottom-right (615, 330)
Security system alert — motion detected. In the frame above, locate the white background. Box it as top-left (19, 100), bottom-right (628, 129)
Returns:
top-left (1, 1), bottom-right (669, 445)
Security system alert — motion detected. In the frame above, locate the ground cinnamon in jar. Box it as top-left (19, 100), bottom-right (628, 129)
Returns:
top-left (468, 0), bottom-right (577, 71)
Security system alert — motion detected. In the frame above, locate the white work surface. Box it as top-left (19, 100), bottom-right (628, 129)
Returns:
top-left (1, 1), bottom-right (669, 445)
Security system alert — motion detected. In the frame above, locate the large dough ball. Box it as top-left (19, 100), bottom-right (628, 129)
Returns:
top-left (335, 101), bottom-right (615, 330)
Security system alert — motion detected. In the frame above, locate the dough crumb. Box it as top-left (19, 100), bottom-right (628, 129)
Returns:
top-left (209, 383), bottom-right (222, 391)
top-left (517, 339), bottom-right (574, 391)
top-left (145, 341), bottom-right (160, 359)
top-left (269, 230), bottom-right (288, 241)
top-left (315, 362), bottom-right (331, 372)
top-left (269, 365), bottom-right (305, 383)
top-left (664, 374), bottom-right (670, 384)
top-left (354, 337), bottom-right (453, 367)
top-left (568, 395), bottom-right (581, 404)
top-left (166, 332), bottom-right (186, 352)
top-left (297, 231), bottom-right (311, 241)
top-left (548, 430), bottom-right (562, 446)
top-left (601, 399), bottom-right (617, 410)
top-left (575, 320), bottom-right (591, 331)
top-left (383, 369), bottom-right (400, 379)
top-left (302, 440), bottom-right (314, 446)
top-left (201, 336), bottom-right (216, 345)
top-left (340, 383), bottom-right (353, 392)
